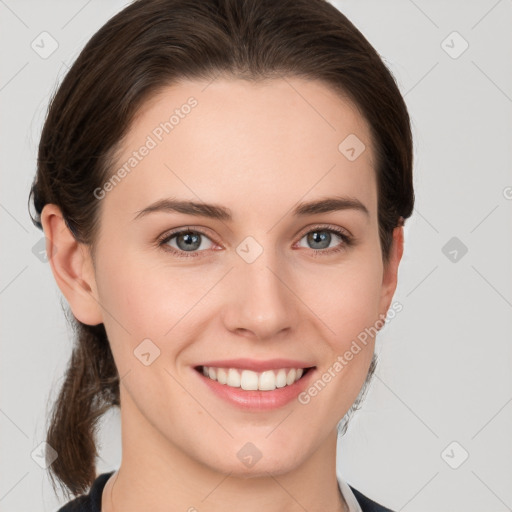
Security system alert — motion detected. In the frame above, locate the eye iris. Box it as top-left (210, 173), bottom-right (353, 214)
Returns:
top-left (176, 232), bottom-right (201, 251)
top-left (307, 230), bottom-right (331, 249)
top-left (169, 229), bottom-right (339, 253)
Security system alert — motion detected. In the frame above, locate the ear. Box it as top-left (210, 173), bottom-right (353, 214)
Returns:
top-left (40, 204), bottom-right (103, 326)
top-left (378, 223), bottom-right (404, 321)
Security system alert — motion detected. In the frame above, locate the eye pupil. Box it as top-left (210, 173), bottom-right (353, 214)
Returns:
top-left (307, 230), bottom-right (331, 249)
top-left (164, 227), bottom-right (345, 257)
top-left (177, 232), bottom-right (201, 251)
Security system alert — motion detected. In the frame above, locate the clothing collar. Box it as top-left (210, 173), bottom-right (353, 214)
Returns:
top-left (337, 469), bottom-right (364, 512)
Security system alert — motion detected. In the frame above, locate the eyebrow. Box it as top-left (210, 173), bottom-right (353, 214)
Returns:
top-left (133, 195), bottom-right (369, 221)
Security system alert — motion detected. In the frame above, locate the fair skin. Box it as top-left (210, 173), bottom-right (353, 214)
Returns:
top-left (42, 77), bottom-right (403, 512)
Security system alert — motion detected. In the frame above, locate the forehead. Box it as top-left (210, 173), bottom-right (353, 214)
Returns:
top-left (103, 77), bottom-right (378, 225)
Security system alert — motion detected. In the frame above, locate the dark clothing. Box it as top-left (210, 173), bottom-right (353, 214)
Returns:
top-left (351, 486), bottom-right (394, 512)
top-left (56, 471), bottom-right (394, 511)
top-left (56, 472), bottom-right (113, 512)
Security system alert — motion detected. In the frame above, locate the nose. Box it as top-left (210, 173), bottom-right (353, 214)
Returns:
top-left (221, 249), bottom-right (301, 341)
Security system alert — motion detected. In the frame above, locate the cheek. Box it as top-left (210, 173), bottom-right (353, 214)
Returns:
top-left (298, 254), bottom-right (384, 348)
top-left (298, 262), bottom-right (383, 419)
top-left (93, 254), bottom-right (163, 358)
top-left (94, 251), bottom-right (217, 367)
top-left (96, 250), bottom-right (189, 326)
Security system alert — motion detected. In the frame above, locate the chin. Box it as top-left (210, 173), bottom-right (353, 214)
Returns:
top-left (200, 445), bottom-right (302, 478)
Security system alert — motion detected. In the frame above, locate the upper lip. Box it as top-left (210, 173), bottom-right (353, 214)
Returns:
top-left (196, 358), bottom-right (315, 372)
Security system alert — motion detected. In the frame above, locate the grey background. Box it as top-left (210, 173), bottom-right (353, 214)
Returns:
top-left (1, 1), bottom-right (511, 511)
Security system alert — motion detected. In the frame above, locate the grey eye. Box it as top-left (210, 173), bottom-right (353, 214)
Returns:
top-left (298, 230), bottom-right (342, 250)
top-left (166, 231), bottom-right (214, 252)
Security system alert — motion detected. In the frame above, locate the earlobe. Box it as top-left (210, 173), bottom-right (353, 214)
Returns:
top-left (40, 204), bottom-right (103, 326)
top-left (378, 224), bottom-right (404, 322)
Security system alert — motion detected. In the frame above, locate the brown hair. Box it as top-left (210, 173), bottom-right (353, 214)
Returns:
top-left (29, 0), bottom-right (414, 499)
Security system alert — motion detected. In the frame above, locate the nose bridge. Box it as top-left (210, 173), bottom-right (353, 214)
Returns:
top-left (223, 236), bottom-right (299, 339)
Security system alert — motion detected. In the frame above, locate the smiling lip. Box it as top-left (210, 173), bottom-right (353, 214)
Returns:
top-left (193, 358), bottom-right (316, 411)
top-left (196, 358), bottom-right (314, 372)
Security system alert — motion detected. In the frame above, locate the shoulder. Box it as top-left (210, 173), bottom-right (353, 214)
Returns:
top-left (55, 472), bottom-right (114, 512)
top-left (349, 485), bottom-right (395, 512)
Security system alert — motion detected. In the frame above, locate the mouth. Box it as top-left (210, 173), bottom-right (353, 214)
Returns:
top-left (194, 365), bottom-right (315, 392)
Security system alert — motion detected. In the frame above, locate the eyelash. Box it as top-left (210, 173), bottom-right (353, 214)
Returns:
top-left (156, 224), bottom-right (353, 259)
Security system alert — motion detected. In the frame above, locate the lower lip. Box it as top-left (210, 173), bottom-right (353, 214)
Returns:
top-left (194, 367), bottom-right (316, 411)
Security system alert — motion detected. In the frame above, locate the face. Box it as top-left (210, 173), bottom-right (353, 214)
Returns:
top-left (48, 77), bottom-right (402, 477)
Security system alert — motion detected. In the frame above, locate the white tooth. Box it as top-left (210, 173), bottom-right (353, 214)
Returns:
top-left (286, 368), bottom-right (297, 385)
top-left (258, 370), bottom-right (277, 391)
top-left (204, 366), bottom-right (306, 389)
top-left (217, 368), bottom-right (227, 384)
top-left (275, 369), bottom-right (287, 388)
top-left (227, 368), bottom-right (241, 387)
top-left (241, 370), bottom-right (259, 390)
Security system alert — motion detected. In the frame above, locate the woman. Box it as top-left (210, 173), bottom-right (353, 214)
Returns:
top-left (29, 0), bottom-right (413, 510)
